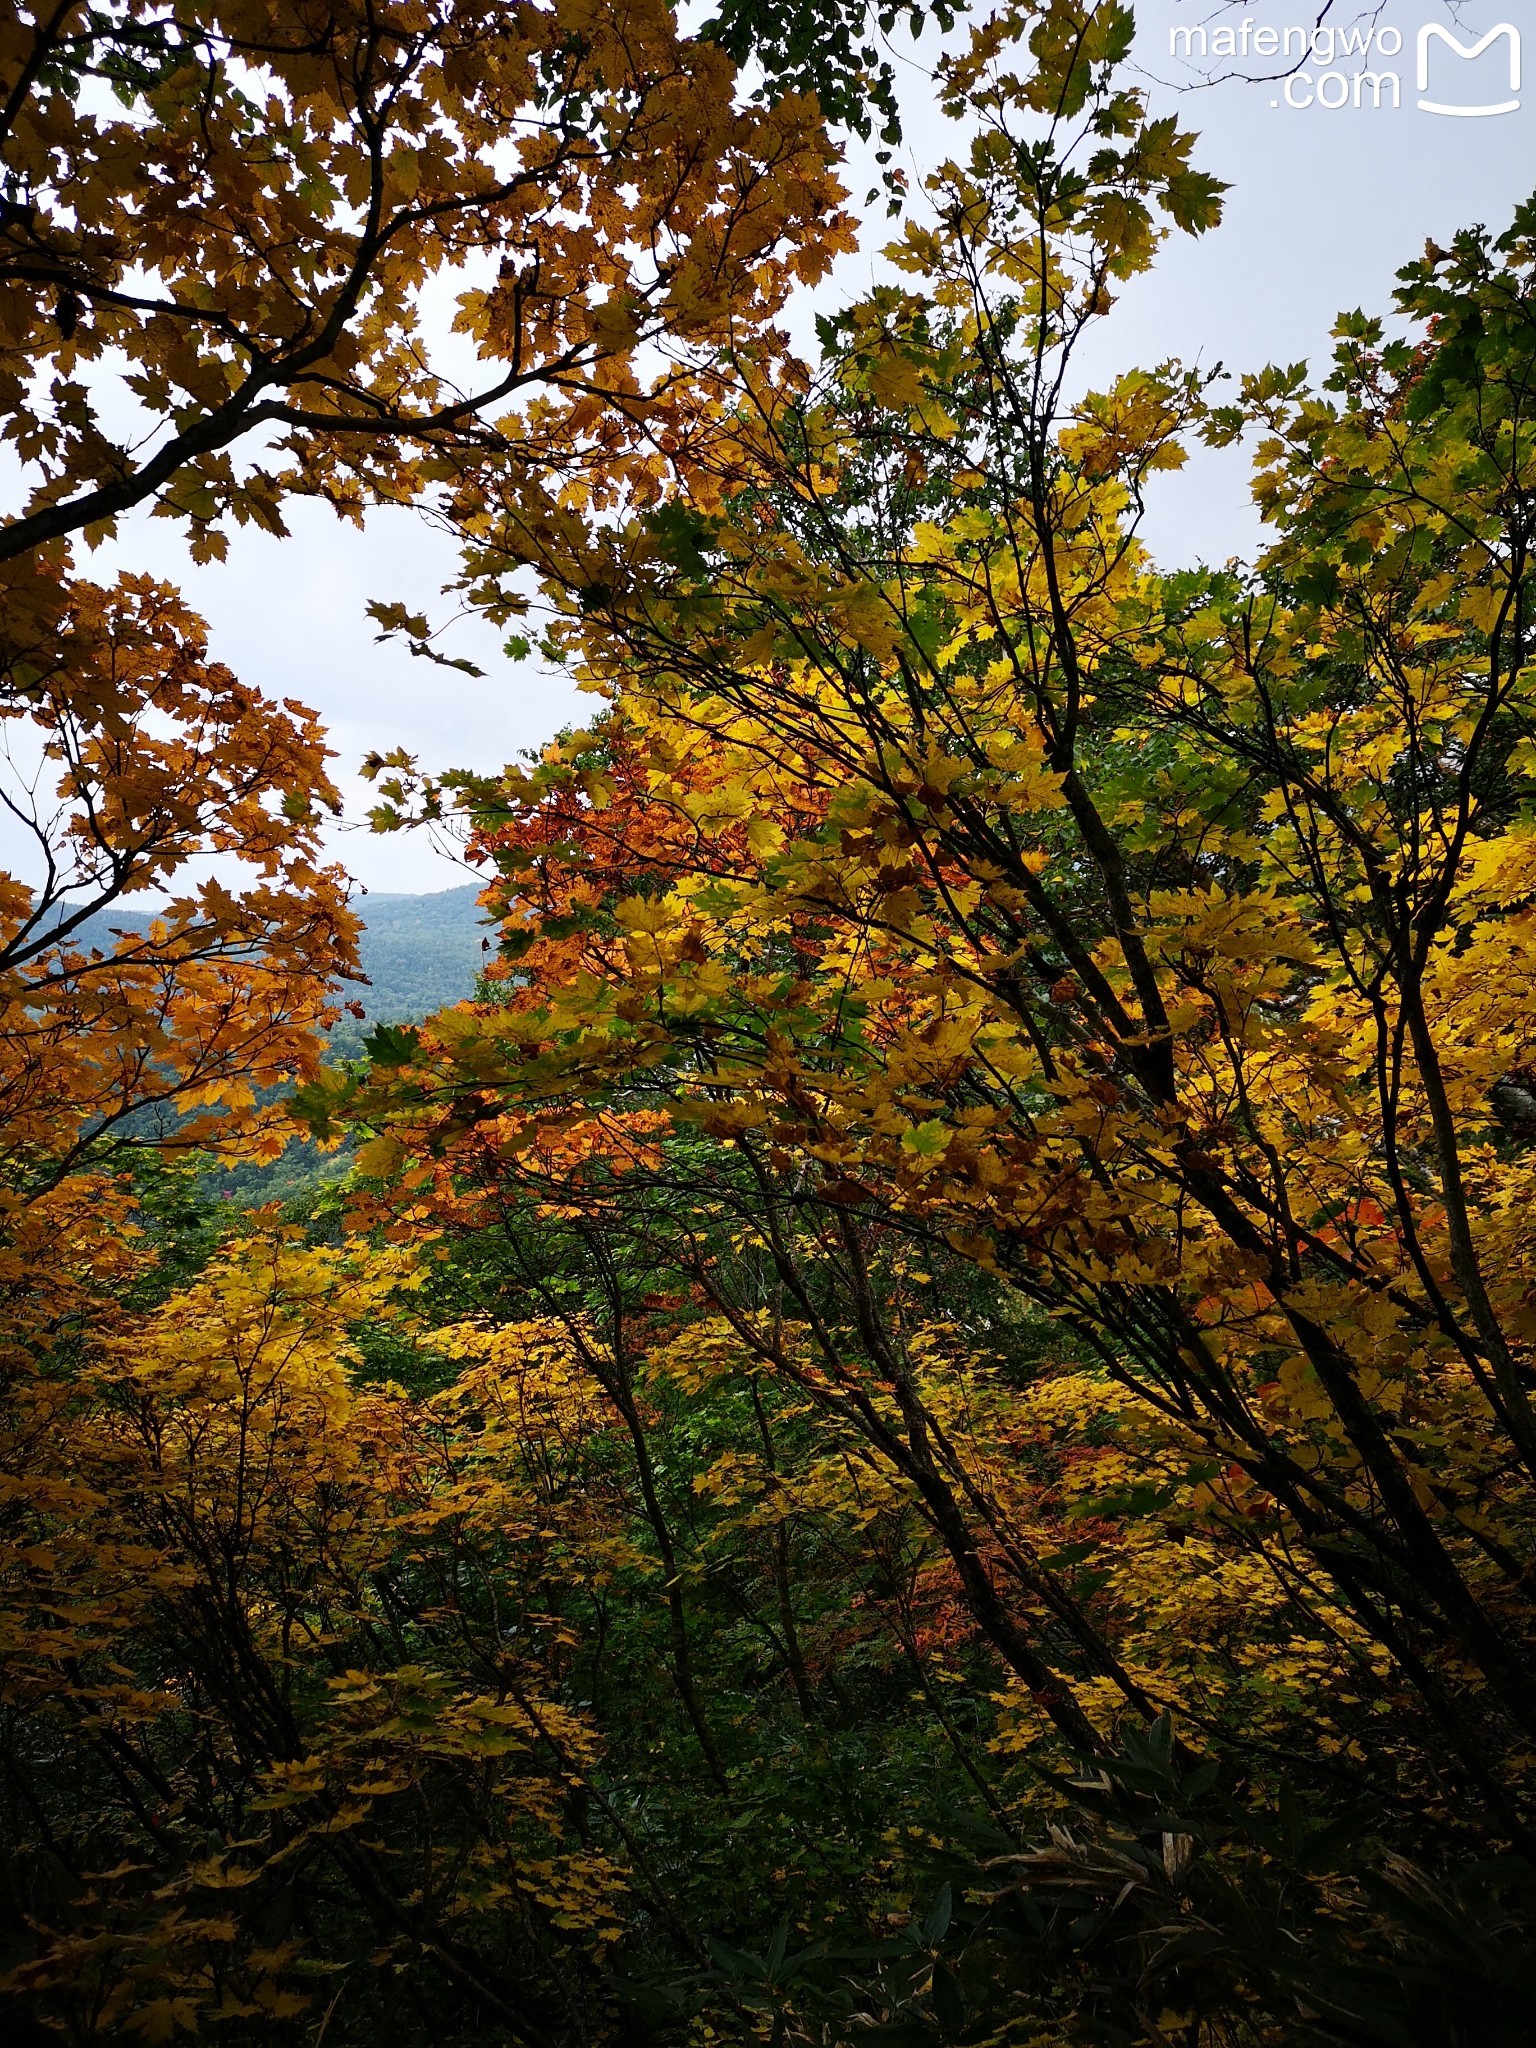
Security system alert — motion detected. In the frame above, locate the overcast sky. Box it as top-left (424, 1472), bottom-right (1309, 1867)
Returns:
top-left (70, 1), bottom-right (1536, 894)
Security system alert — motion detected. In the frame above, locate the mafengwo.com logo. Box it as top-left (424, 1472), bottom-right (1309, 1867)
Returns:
top-left (1168, 12), bottom-right (1521, 117)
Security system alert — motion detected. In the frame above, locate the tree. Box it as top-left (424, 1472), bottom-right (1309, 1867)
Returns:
top-left (18, 0), bottom-right (1536, 2037)
top-left (0, 1229), bottom-right (631, 2044)
top-left (0, 0), bottom-right (864, 1303)
top-left (0, 0), bottom-right (864, 1388)
top-left (0, 0), bottom-right (853, 565)
top-left (311, 0), bottom-right (1536, 2008)
top-left (0, 560), bottom-right (358, 1342)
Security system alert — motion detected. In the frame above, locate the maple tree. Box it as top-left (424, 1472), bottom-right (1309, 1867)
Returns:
top-left (0, 8), bottom-right (895, 2038)
top-left (292, 0), bottom-right (1536, 2032)
top-left (0, 0), bottom-right (854, 565)
top-left (0, 0), bottom-right (864, 1485)
top-left (0, 555), bottom-right (358, 1340)
top-left (12, 0), bottom-right (1536, 2042)
top-left (0, 1228), bottom-right (638, 2043)
top-left (0, 0), bottom-right (867, 1292)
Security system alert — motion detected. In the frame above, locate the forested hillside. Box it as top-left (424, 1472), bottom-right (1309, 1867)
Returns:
top-left (56, 886), bottom-right (487, 1202)
top-left (63, 884), bottom-right (486, 1029)
top-left (5, 5), bottom-right (1536, 2047)
top-left (334, 884), bottom-right (487, 1024)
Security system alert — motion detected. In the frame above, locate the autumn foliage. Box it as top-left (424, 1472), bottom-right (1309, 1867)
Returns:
top-left (9, 3), bottom-right (1536, 2045)
top-left (0, 0), bottom-right (851, 563)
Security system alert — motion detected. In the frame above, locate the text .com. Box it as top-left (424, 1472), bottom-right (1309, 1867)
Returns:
top-left (1170, 20), bottom-right (1522, 118)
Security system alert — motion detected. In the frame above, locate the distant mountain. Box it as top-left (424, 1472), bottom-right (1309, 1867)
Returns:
top-left (52, 882), bottom-right (497, 1204)
top-left (49, 876), bottom-right (499, 1196)
top-left (52, 881), bottom-right (493, 1026)
top-left (344, 883), bottom-right (490, 1022)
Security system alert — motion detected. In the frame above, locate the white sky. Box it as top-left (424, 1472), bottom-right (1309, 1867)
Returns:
top-left (46, 0), bottom-right (1536, 893)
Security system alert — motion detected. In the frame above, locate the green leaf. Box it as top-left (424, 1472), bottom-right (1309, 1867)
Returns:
top-left (921, 1882), bottom-right (952, 1946)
